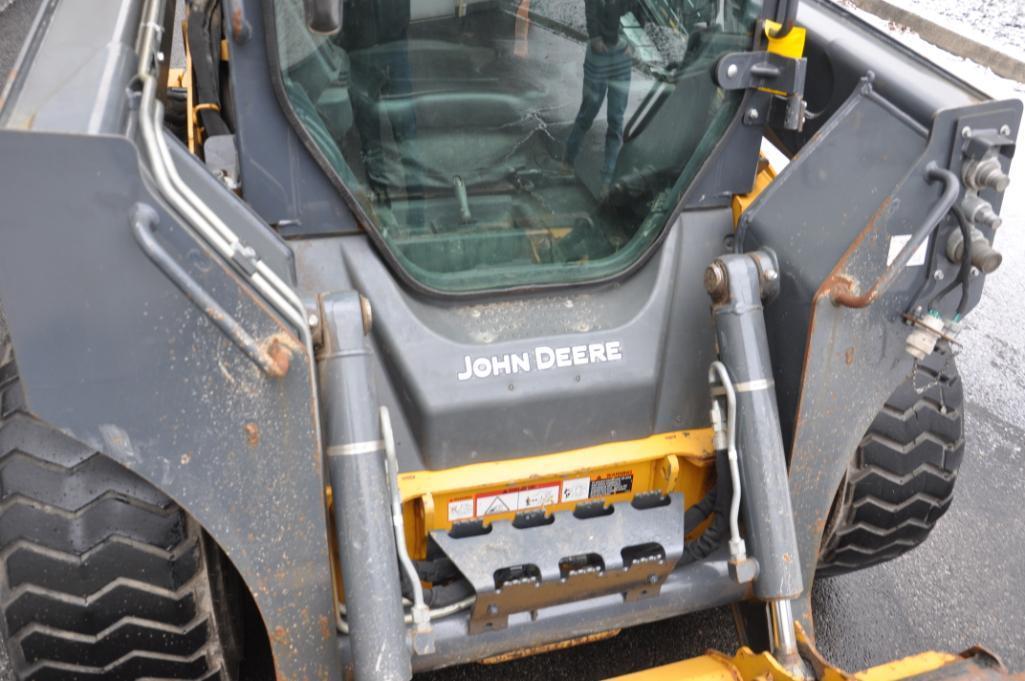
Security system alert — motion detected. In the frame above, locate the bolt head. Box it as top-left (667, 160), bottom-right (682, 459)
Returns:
top-left (704, 263), bottom-right (728, 300)
top-left (763, 269), bottom-right (779, 282)
top-left (932, 269), bottom-right (945, 281)
top-left (1000, 124), bottom-right (1012, 136)
top-left (747, 108), bottom-right (760, 121)
top-left (961, 126), bottom-right (973, 139)
top-left (970, 266), bottom-right (981, 278)
top-left (359, 295), bottom-right (373, 334)
top-left (726, 63), bottom-right (739, 79)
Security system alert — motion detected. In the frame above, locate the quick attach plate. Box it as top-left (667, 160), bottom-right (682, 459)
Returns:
top-left (431, 493), bottom-right (685, 634)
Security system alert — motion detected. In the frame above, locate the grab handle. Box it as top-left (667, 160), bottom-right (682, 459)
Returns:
top-left (131, 204), bottom-right (287, 377)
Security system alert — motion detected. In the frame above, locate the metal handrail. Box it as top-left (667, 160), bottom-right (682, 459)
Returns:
top-left (131, 205), bottom-right (285, 378)
top-left (831, 163), bottom-right (960, 308)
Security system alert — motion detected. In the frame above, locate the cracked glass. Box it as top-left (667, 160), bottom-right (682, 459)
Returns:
top-left (274, 0), bottom-right (762, 292)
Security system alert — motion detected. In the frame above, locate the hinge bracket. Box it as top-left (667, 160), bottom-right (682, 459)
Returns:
top-left (715, 50), bottom-right (808, 131)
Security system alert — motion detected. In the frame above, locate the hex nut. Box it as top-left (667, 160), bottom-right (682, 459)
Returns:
top-left (728, 557), bottom-right (759, 584)
top-left (704, 263), bottom-right (729, 302)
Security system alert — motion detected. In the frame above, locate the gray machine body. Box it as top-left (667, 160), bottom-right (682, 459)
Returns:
top-left (0, 0), bottom-right (1018, 678)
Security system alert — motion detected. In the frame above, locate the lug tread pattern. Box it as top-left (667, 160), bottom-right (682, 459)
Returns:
top-left (817, 348), bottom-right (963, 577)
top-left (2, 535), bottom-right (200, 595)
top-left (0, 409), bottom-right (230, 680)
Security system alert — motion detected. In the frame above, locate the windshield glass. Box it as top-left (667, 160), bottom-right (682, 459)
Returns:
top-left (274, 0), bottom-right (762, 292)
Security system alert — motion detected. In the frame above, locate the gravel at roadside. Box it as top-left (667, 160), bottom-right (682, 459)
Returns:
top-left (876, 0), bottom-right (1025, 61)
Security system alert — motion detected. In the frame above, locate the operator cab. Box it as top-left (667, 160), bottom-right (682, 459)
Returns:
top-left (273, 0), bottom-right (761, 292)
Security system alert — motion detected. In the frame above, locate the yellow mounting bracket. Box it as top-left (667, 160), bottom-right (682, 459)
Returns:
top-left (765, 19), bottom-right (807, 60)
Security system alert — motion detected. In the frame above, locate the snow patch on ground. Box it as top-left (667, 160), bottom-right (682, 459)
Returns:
top-left (879, 0), bottom-right (1025, 64)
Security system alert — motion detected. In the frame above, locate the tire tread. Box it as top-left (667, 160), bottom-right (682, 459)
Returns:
top-left (0, 337), bottom-right (230, 681)
top-left (817, 347), bottom-right (963, 577)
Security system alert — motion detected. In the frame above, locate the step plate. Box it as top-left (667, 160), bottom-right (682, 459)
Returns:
top-left (432, 493), bottom-right (685, 633)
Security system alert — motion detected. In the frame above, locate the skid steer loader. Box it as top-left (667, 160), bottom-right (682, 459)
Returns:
top-left (0, 0), bottom-right (1019, 678)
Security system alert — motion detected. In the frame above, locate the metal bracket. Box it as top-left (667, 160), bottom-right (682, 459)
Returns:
top-left (432, 494), bottom-right (685, 634)
top-left (230, 241), bottom-right (260, 276)
top-left (716, 51), bottom-right (808, 131)
top-left (715, 51), bottom-right (807, 95)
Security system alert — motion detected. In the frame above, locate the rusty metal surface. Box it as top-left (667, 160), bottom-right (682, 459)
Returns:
top-left (739, 75), bottom-right (1021, 639)
top-left (0, 130), bottom-right (340, 680)
top-left (907, 650), bottom-right (1025, 681)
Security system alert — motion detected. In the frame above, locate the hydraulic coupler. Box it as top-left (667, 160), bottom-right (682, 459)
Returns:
top-left (705, 251), bottom-right (809, 679)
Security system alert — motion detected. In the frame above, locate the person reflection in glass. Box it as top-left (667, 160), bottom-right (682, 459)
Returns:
top-left (337, 0), bottom-right (421, 212)
top-left (563, 0), bottom-right (636, 197)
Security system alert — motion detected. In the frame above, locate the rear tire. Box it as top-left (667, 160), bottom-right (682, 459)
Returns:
top-left (817, 346), bottom-right (964, 577)
top-left (0, 339), bottom-right (239, 680)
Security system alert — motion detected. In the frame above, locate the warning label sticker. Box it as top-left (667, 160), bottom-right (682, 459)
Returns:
top-left (476, 482), bottom-right (560, 517)
top-left (589, 472), bottom-right (633, 497)
top-left (562, 477), bottom-right (590, 503)
top-left (446, 471), bottom-right (635, 522)
top-left (447, 497), bottom-right (474, 522)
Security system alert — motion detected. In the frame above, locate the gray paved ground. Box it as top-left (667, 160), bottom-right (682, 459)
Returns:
top-left (0, 1), bottom-right (1023, 679)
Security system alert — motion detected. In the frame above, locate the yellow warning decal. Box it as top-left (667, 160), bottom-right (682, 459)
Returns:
top-left (447, 472), bottom-right (636, 522)
top-left (397, 429), bottom-right (715, 558)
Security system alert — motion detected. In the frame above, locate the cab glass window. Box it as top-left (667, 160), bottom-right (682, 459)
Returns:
top-left (274, 0), bottom-right (762, 292)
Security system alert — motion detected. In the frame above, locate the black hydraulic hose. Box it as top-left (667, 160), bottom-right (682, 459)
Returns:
top-left (423, 580), bottom-right (475, 609)
top-left (413, 557), bottom-right (459, 584)
top-left (187, 0), bottom-right (229, 136)
top-left (684, 487), bottom-right (717, 531)
top-left (928, 207), bottom-right (974, 317)
top-left (956, 208), bottom-right (975, 318)
top-left (682, 450), bottom-right (731, 564)
top-left (906, 216), bottom-right (946, 315)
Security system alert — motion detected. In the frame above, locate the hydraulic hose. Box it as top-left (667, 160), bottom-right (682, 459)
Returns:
top-left (709, 361), bottom-right (744, 560)
top-left (381, 406), bottom-right (435, 655)
top-left (682, 451), bottom-right (731, 563)
top-left (928, 207), bottom-right (974, 317)
top-left (684, 487), bottom-right (717, 532)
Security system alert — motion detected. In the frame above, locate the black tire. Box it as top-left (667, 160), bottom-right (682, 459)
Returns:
top-left (0, 333), bottom-right (239, 679)
top-left (817, 345), bottom-right (964, 577)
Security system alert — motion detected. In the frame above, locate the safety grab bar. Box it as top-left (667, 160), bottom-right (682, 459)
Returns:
top-left (131, 204), bottom-right (287, 377)
top-left (830, 163), bottom-right (960, 308)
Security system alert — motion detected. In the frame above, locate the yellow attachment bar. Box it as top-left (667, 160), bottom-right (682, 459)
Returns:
top-left (765, 19), bottom-right (807, 60)
top-left (608, 648), bottom-right (967, 681)
top-left (855, 652), bottom-right (962, 681)
top-left (608, 623), bottom-right (979, 681)
top-left (733, 157), bottom-right (777, 227)
top-left (610, 653), bottom-right (743, 681)
top-left (397, 429), bottom-right (715, 559)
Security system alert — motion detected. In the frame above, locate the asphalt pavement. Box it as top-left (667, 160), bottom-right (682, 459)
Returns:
top-left (0, 1), bottom-right (1023, 679)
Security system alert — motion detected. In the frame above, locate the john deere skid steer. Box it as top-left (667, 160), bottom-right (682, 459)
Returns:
top-left (0, 0), bottom-right (1019, 678)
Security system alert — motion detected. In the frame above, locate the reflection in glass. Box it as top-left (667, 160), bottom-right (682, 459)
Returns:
top-left (274, 0), bottom-right (762, 292)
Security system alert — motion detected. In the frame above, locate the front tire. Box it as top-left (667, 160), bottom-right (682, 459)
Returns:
top-left (0, 407), bottom-right (240, 680)
top-left (817, 346), bottom-right (964, 577)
